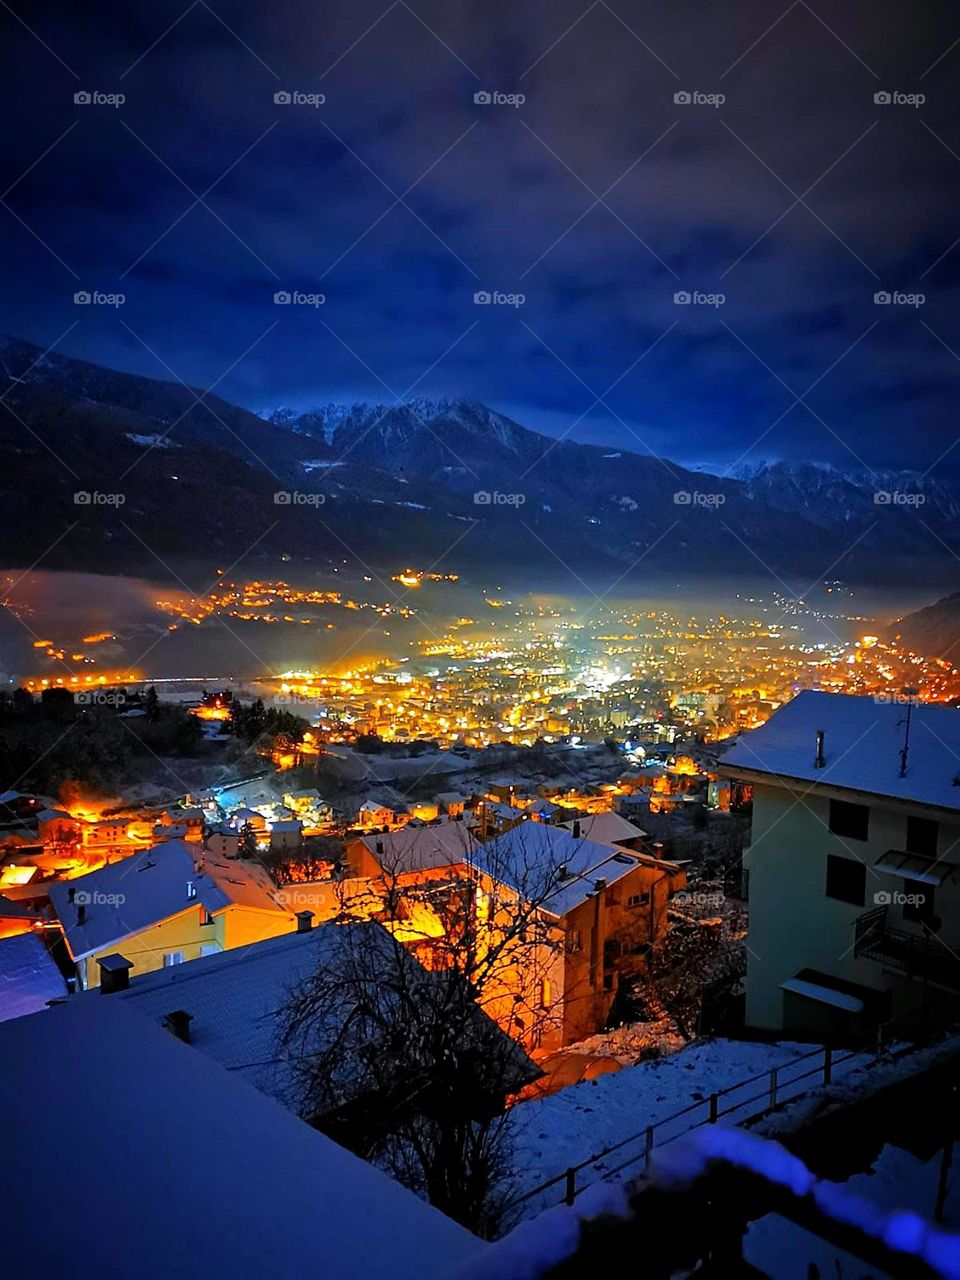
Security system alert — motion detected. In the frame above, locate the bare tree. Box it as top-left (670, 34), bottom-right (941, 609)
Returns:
top-left (280, 820), bottom-right (576, 1233)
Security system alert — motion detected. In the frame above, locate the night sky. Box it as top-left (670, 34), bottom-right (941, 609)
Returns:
top-left (3, 0), bottom-right (960, 472)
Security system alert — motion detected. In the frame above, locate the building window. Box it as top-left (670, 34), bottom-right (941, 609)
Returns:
top-left (828, 799), bottom-right (869, 842)
top-left (902, 879), bottom-right (934, 923)
top-left (906, 816), bottom-right (938, 858)
top-left (627, 892), bottom-right (650, 907)
top-left (200, 907), bottom-right (214, 926)
top-left (603, 973), bottom-right (615, 992)
top-left (567, 928), bottom-right (583, 953)
top-left (825, 855), bottom-right (866, 906)
top-left (163, 951), bottom-right (184, 967)
top-left (539, 977), bottom-right (551, 1009)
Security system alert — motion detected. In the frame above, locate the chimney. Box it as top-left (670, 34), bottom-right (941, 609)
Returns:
top-left (164, 1010), bottom-right (193, 1043)
top-left (296, 909), bottom-right (314, 933)
top-left (375, 838), bottom-right (384, 856)
top-left (572, 819), bottom-right (582, 839)
top-left (67, 886), bottom-right (76, 904)
top-left (98, 953), bottom-right (133, 994)
top-left (815, 729), bottom-right (826, 769)
top-left (77, 903), bottom-right (86, 925)
top-left (595, 876), bottom-right (608, 892)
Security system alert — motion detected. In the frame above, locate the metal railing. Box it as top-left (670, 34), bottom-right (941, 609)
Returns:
top-left (508, 1040), bottom-right (870, 1212)
top-left (855, 905), bottom-right (960, 990)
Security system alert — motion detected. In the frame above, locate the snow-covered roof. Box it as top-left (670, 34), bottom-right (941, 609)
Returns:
top-left (721, 691), bottom-right (960, 813)
top-left (37, 807), bottom-right (73, 822)
top-left (90, 919), bottom-right (534, 1114)
top-left (270, 819), bottom-right (303, 834)
top-left (471, 823), bottom-right (657, 917)
top-left (358, 822), bottom-right (480, 874)
top-left (557, 811), bottom-right (647, 847)
top-left (49, 841), bottom-right (288, 959)
top-left (0, 998), bottom-right (483, 1279)
top-left (484, 800), bottom-right (527, 822)
top-left (0, 931), bottom-right (67, 1021)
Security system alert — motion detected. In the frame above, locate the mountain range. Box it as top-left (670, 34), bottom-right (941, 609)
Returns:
top-left (1, 333), bottom-right (958, 589)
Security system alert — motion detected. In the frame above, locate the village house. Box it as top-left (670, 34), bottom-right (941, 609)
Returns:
top-left (473, 823), bottom-right (686, 1044)
top-left (159, 806), bottom-right (205, 842)
top-left (435, 790), bottom-right (466, 817)
top-left (557, 810), bottom-right (649, 851)
top-left (721, 691), bottom-right (960, 1040)
top-left (36, 807), bottom-right (80, 844)
top-left (269, 818), bottom-right (303, 853)
top-left (48, 839), bottom-right (297, 989)
top-left (357, 798), bottom-right (400, 830)
top-left (345, 820), bottom-right (481, 880)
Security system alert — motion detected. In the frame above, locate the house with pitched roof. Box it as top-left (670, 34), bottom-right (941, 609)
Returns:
top-left (721, 691), bottom-right (960, 1038)
top-left (48, 839), bottom-right (296, 989)
top-left (472, 823), bottom-right (685, 1043)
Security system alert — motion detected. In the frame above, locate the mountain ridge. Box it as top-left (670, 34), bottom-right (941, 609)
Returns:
top-left (1, 333), bottom-right (958, 588)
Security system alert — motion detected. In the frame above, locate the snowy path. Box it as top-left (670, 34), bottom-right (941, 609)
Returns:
top-left (506, 1037), bottom-right (868, 1216)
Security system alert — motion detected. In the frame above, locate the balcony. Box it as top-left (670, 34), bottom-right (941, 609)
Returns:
top-left (854, 905), bottom-right (960, 991)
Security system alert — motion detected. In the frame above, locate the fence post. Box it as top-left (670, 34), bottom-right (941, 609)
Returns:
top-left (564, 1167), bottom-right (576, 1206)
top-left (876, 1022), bottom-right (884, 1062)
top-left (644, 1124), bottom-right (654, 1174)
top-left (823, 1046), bottom-right (832, 1086)
top-left (769, 1067), bottom-right (777, 1110)
top-left (709, 1092), bottom-right (719, 1123)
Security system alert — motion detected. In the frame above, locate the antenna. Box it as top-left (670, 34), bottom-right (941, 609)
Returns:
top-left (898, 689), bottom-right (919, 779)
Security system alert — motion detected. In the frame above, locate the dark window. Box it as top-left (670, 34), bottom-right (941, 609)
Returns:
top-left (825, 854), bottom-right (866, 906)
top-left (627, 892), bottom-right (650, 907)
top-left (200, 908), bottom-right (214, 926)
top-left (829, 799), bottom-right (869, 842)
top-left (903, 879), bottom-right (935, 923)
top-left (906, 816), bottom-right (938, 858)
top-left (603, 973), bottom-right (615, 992)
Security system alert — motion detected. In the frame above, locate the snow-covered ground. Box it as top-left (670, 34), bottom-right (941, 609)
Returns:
top-left (506, 1036), bottom-right (867, 1216)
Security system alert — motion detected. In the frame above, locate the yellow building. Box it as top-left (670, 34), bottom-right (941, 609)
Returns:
top-left (49, 839), bottom-right (297, 989)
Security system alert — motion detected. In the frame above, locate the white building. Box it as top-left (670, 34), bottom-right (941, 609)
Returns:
top-left (722, 692), bottom-right (960, 1039)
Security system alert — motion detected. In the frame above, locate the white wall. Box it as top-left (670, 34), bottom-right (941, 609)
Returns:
top-left (745, 781), bottom-right (960, 1030)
